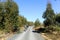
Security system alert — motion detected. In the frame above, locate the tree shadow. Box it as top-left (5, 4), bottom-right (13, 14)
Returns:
top-left (32, 28), bottom-right (50, 33)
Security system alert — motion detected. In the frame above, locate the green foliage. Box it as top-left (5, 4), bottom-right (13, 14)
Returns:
top-left (55, 14), bottom-right (60, 24)
top-left (42, 3), bottom-right (55, 27)
top-left (0, 0), bottom-right (28, 33)
top-left (27, 21), bottom-right (34, 26)
top-left (34, 18), bottom-right (41, 27)
top-left (0, 0), bottom-right (19, 32)
top-left (42, 3), bottom-right (60, 32)
top-left (18, 16), bottom-right (27, 27)
top-left (5, 0), bottom-right (19, 32)
top-left (0, 3), bottom-right (5, 30)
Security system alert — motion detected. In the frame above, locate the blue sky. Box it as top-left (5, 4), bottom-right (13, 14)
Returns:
top-left (14, 0), bottom-right (60, 23)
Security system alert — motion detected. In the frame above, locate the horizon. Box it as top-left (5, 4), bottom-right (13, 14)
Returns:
top-left (14, 0), bottom-right (60, 23)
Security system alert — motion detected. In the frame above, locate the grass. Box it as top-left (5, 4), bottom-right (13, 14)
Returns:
top-left (44, 31), bottom-right (60, 40)
top-left (0, 26), bottom-right (25, 40)
top-left (0, 33), bottom-right (13, 40)
top-left (40, 25), bottom-right (60, 40)
top-left (43, 26), bottom-right (60, 40)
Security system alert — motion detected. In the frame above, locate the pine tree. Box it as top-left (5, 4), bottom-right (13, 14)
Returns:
top-left (42, 2), bottom-right (55, 26)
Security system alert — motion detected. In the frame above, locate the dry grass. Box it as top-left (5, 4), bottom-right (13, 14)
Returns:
top-left (42, 31), bottom-right (60, 40)
top-left (20, 27), bottom-right (25, 32)
top-left (0, 32), bottom-right (13, 40)
top-left (0, 27), bottom-right (25, 40)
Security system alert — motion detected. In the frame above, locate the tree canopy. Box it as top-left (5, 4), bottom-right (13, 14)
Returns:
top-left (42, 3), bottom-right (55, 27)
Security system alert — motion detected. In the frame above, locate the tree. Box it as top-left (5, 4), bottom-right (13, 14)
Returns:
top-left (0, 0), bottom-right (19, 32)
top-left (42, 2), bottom-right (55, 27)
top-left (5, 0), bottom-right (19, 32)
top-left (34, 19), bottom-right (41, 27)
top-left (18, 16), bottom-right (27, 27)
top-left (55, 14), bottom-right (60, 23)
top-left (27, 21), bottom-right (34, 26)
top-left (55, 13), bottom-right (60, 26)
top-left (0, 2), bottom-right (6, 30)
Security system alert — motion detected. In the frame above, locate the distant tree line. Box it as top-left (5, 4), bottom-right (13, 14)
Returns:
top-left (34, 18), bottom-right (41, 27)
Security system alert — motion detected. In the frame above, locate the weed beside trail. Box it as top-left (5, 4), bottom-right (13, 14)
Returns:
top-left (44, 31), bottom-right (60, 40)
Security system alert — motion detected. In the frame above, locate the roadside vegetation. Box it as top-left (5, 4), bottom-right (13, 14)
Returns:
top-left (0, 0), bottom-right (31, 40)
top-left (0, 0), bottom-right (60, 40)
top-left (42, 2), bottom-right (60, 40)
top-left (34, 18), bottom-right (41, 28)
top-left (34, 1), bottom-right (60, 40)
